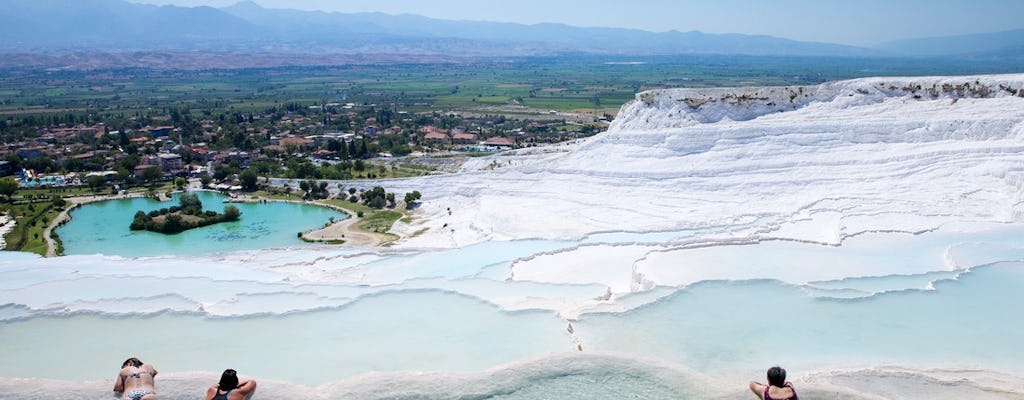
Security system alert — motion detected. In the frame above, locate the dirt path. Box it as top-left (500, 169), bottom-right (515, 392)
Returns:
top-left (299, 213), bottom-right (389, 246)
top-left (298, 200), bottom-right (394, 246)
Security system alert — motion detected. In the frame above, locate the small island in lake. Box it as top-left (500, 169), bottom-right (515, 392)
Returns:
top-left (130, 193), bottom-right (241, 234)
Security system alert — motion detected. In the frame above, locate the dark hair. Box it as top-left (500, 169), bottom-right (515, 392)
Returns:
top-left (122, 357), bottom-right (143, 368)
top-left (218, 369), bottom-right (239, 390)
top-left (767, 366), bottom-right (786, 387)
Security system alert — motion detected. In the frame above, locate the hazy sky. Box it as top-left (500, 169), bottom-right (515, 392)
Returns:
top-left (129, 0), bottom-right (1024, 46)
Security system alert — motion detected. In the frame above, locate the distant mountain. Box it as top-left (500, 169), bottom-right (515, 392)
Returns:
top-left (2, 0), bottom-right (1021, 62)
top-left (0, 0), bottom-right (875, 57)
top-left (0, 0), bottom-right (260, 50)
top-left (218, 1), bottom-right (875, 57)
top-left (876, 29), bottom-right (1024, 57)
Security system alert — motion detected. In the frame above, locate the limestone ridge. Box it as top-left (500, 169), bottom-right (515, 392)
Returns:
top-left (611, 74), bottom-right (1024, 132)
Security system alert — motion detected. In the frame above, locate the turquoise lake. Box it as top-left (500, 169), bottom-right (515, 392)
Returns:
top-left (57, 191), bottom-right (347, 257)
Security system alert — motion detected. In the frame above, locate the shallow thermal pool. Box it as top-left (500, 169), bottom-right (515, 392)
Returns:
top-left (2, 223), bottom-right (1023, 399)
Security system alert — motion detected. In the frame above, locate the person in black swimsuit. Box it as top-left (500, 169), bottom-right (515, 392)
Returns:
top-left (206, 369), bottom-right (257, 400)
top-left (748, 365), bottom-right (798, 400)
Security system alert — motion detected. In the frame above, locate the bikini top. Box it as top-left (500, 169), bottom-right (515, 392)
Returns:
top-left (211, 388), bottom-right (232, 400)
top-left (764, 386), bottom-right (798, 400)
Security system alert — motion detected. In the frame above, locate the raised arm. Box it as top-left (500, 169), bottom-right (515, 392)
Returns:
top-left (236, 379), bottom-right (258, 398)
top-left (748, 381), bottom-right (766, 400)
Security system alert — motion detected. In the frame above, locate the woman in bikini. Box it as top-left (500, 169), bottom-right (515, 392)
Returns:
top-left (749, 365), bottom-right (798, 400)
top-left (206, 369), bottom-right (258, 400)
top-left (114, 357), bottom-right (158, 400)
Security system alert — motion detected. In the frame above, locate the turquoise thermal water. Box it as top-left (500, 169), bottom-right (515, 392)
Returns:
top-left (3, 222), bottom-right (1023, 398)
top-left (57, 191), bottom-right (346, 257)
top-left (0, 262), bottom-right (1021, 398)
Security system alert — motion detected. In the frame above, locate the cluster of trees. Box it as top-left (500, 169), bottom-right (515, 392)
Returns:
top-left (403, 190), bottom-right (422, 205)
top-left (335, 186), bottom-right (421, 210)
top-left (357, 186), bottom-right (393, 209)
top-left (270, 180), bottom-right (419, 211)
top-left (299, 179), bottom-right (330, 200)
top-left (129, 193), bottom-right (240, 234)
top-left (0, 177), bottom-right (18, 201)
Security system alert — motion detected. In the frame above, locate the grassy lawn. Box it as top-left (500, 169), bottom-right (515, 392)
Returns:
top-left (357, 209), bottom-right (403, 234)
top-left (320, 198), bottom-right (404, 235)
top-left (1, 197), bottom-right (62, 256)
top-left (0, 183), bottom-right (180, 256)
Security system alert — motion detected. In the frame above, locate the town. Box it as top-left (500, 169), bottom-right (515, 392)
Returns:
top-left (2, 99), bottom-right (603, 191)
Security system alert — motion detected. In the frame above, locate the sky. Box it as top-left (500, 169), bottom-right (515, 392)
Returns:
top-left (128, 0), bottom-right (1024, 46)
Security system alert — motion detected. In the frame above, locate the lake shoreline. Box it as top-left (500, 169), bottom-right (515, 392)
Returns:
top-left (47, 190), bottom-right (380, 257)
top-left (224, 194), bottom-right (391, 247)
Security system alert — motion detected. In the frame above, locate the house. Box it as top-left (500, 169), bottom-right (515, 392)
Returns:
top-left (483, 137), bottom-right (515, 148)
top-left (279, 136), bottom-right (314, 152)
top-left (423, 132), bottom-right (448, 145)
top-left (17, 146), bottom-right (46, 159)
top-left (262, 145), bottom-right (286, 154)
top-left (157, 153), bottom-right (183, 173)
top-left (226, 151), bottom-right (251, 168)
top-left (190, 147), bottom-right (214, 162)
top-left (71, 151), bottom-right (96, 161)
top-left (452, 132), bottom-right (477, 145)
top-left (312, 149), bottom-right (337, 159)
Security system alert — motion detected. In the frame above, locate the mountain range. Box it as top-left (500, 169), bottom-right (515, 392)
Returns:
top-left (1, 0), bottom-right (1022, 60)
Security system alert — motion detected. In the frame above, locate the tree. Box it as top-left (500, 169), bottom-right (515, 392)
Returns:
top-left (239, 169), bottom-right (258, 191)
top-left (87, 175), bottom-right (107, 192)
top-left (120, 154), bottom-right (140, 171)
top-left (404, 190), bottom-right (422, 204)
top-left (327, 139), bottom-right (342, 153)
top-left (130, 210), bottom-right (149, 230)
top-left (223, 205), bottom-right (241, 221)
top-left (347, 141), bottom-right (357, 159)
top-left (162, 213), bottom-right (184, 233)
top-left (359, 139), bottom-right (369, 158)
top-left (179, 193), bottom-right (203, 215)
top-left (174, 177), bottom-right (188, 190)
top-left (0, 177), bottom-right (18, 201)
top-left (116, 168), bottom-right (131, 183)
top-left (141, 166), bottom-right (163, 183)
top-left (363, 186), bottom-right (387, 209)
top-left (199, 174), bottom-right (213, 187)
